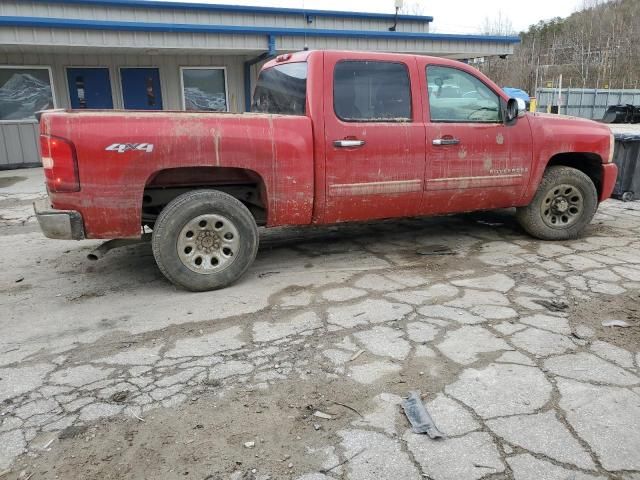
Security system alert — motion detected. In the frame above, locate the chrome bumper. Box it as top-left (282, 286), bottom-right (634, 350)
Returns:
top-left (33, 198), bottom-right (85, 240)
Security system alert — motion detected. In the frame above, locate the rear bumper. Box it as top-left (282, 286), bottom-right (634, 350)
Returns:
top-left (600, 163), bottom-right (619, 202)
top-left (33, 198), bottom-right (85, 240)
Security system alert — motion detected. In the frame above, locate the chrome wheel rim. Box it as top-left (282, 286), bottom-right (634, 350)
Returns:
top-left (541, 184), bottom-right (584, 228)
top-left (177, 214), bottom-right (240, 274)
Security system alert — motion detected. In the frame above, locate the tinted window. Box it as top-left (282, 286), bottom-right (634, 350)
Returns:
top-left (427, 65), bottom-right (500, 123)
top-left (252, 62), bottom-right (307, 115)
top-left (334, 61), bottom-right (411, 122)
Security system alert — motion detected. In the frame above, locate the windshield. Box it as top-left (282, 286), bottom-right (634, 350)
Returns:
top-left (252, 62), bottom-right (307, 115)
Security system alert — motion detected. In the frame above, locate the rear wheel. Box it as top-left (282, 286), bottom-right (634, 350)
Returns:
top-left (152, 190), bottom-right (258, 291)
top-left (516, 166), bottom-right (598, 240)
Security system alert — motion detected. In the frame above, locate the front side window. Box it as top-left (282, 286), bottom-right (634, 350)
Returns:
top-left (252, 62), bottom-right (307, 115)
top-left (334, 61), bottom-right (411, 122)
top-left (427, 65), bottom-right (500, 123)
top-left (182, 68), bottom-right (228, 112)
top-left (0, 67), bottom-right (54, 121)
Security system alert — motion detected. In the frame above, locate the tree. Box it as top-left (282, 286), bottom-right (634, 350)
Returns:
top-left (476, 0), bottom-right (639, 92)
top-left (399, 1), bottom-right (426, 16)
top-left (481, 11), bottom-right (515, 36)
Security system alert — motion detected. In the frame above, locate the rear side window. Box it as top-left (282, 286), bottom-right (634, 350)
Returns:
top-left (252, 62), bottom-right (307, 115)
top-left (334, 61), bottom-right (411, 122)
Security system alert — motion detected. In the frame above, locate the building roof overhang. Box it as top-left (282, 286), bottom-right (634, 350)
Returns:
top-left (27, 0), bottom-right (435, 22)
top-left (0, 15), bottom-right (521, 45)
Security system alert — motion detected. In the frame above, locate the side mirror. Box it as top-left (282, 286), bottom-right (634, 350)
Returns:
top-left (505, 98), bottom-right (526, 124)
top-left (516, 98), bottom-right (526, 117)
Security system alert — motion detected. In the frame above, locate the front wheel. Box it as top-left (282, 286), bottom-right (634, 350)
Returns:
top-left (152, 190), bottom-right (259, 291)
top-left (516, 166), bottom-right (598, 240)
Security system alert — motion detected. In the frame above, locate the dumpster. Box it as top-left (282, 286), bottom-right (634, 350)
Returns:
top-left (611, 131), bottom-right (640, 201)
top-left (603, 104), bottom-right (640, 124)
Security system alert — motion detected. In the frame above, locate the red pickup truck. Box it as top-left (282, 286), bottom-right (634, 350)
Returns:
top-left (35, 50), bottom-right (617, 291)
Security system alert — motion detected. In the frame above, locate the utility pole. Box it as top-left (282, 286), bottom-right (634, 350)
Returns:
top-left (557, 74), bottom-right (563, 114)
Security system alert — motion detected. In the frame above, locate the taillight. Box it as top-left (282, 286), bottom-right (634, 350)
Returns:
top-left (40, 135), bottom-right (80, 192)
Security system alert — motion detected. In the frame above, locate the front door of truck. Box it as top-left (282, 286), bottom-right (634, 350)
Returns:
top-left (322, 52), bottom-right (425, 223)
top-left (420, 63), bottom-right (533, 214)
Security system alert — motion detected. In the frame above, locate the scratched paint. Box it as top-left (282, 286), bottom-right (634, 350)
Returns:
top-left (496, 133), bottom-right (504, 145)
top-left (212, 128), bottom-right (221, 166)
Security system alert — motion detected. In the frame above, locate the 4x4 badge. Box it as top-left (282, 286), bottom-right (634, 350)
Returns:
top-left (105, 143), bottom-right (154, 153)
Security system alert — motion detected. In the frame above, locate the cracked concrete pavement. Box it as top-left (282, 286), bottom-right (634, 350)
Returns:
top-left (1, 168), bottom-right (640, 479)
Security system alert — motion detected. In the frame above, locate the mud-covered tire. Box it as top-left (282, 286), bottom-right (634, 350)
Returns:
top-left (152, 190), bottom-right (258, 291)
top-left (516, 166), bottom-right (598, 240)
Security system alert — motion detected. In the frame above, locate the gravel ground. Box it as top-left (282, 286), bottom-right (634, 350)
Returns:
top-left (1, 168), bottom-right (639, 480)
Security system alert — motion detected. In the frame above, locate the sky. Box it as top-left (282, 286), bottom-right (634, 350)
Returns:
top-left (161, 0), bottom-right (586, 34)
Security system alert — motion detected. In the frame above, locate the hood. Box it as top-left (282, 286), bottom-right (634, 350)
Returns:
top-left (530, 112), bottom-right (612, 135)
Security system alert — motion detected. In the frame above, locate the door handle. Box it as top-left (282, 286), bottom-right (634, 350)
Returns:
top-left (432, 138), bottom-right (460, 146)
top-left (334, 139), bottom-right (365, 148)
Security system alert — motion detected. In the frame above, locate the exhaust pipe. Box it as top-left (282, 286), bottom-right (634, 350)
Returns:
top-left (87, 234), bottom-right (151, 261)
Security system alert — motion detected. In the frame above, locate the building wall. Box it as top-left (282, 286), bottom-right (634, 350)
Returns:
top-left (0, 0), bottom-right (430, 35)
top-left (2, 51), bottom-right (248, 111)
top-left (0, 51), bottom-right (248, 167)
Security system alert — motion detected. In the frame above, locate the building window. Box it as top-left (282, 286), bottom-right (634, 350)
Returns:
top-left (0, 67), bottom-right (55, 122)
top-left (181, 67), bottom-right (228, 112)
top-left (333, 61), bottom-right (411, 122)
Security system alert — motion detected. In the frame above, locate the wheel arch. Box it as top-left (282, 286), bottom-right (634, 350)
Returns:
top-left (545, 152), bottom-right (603, 198)
top-left (142, 166), bottom-right (268, 226)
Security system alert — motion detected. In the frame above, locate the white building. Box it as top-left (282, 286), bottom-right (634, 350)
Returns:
top-left (0, 0), bottom-right (519, 167)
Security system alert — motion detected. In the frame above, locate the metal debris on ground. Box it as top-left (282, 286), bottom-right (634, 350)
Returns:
top-left (602, 320), bottom-right (631, 328)
top-left (402, 391), bottom-right (444, 439)
top-left (332, 401), bottom-right (363, 418)
top-left (415, 244), bottom-right (455, 256)
top-left (57, 425), bottom-right (88, 439)
top-left (349, 349), bottom-right (365, 361)
top-left (320, 449), bottom-right (365, 474)
top-left (534, 299), bottom-right (569, 312)
top-left (110, 390), bottom-right (129, 402)
top-left (128, 408), bottom-right (145, 422)
top-left (312, 411), bottom-right (333, 420)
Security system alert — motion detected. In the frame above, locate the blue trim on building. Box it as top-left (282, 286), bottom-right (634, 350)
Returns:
top-left (30, 0), bottom-right (434, 22)
top-left (0, 16), bottom-right (520, 44)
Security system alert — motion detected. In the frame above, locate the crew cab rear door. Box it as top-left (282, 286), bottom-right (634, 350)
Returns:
top-left (321, 52), bottom-right (425, 223)
top-left (418, 60), bottom-right (533, 213)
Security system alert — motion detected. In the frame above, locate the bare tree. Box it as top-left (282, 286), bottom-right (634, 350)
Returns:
top-left (481, 11), bottom-right (516, 36)
top-left (399, 1), bottom-right (426, 16)
top-left (476, 0), bottom-right (637, 92)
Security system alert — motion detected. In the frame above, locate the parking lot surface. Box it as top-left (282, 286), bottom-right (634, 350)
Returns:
top-left (1, 168), bottom-right (639, 480)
